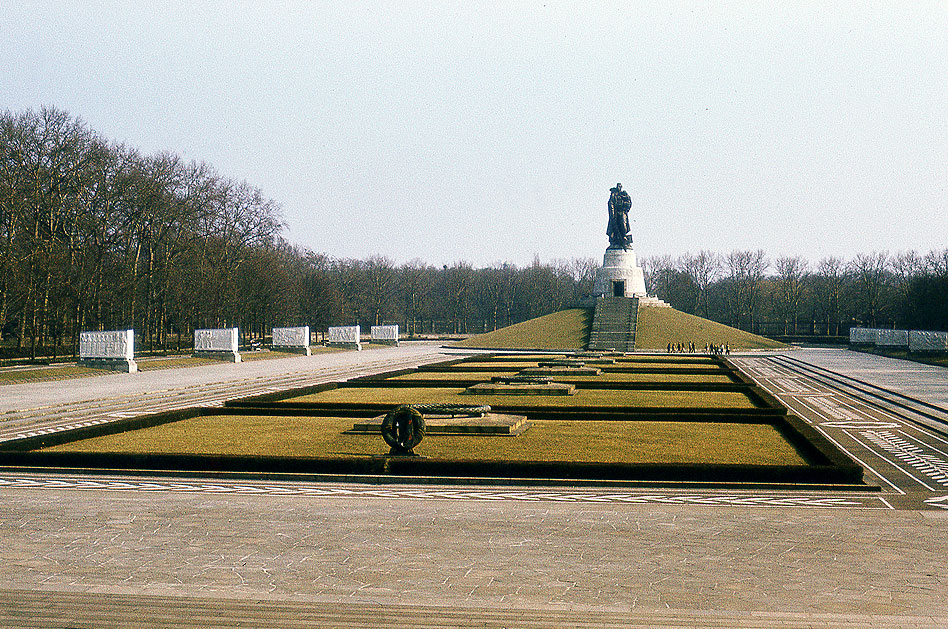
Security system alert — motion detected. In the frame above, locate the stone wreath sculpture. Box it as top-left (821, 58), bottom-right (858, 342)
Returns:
top-left (381, 403), bottom-right (491, 456)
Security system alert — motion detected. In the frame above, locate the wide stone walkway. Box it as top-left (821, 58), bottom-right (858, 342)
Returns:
top-left (0, 342), bottom-right (451, 442)
top-left (0, 347), bottom-right (947, 627)
top-left (791, 347), bottom-right (948, 407)
top-left (0, 342), bottom-right (450, 415)
top-left (2, 475), bottom-right (946, 627)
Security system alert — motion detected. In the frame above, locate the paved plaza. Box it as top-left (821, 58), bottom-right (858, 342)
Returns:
top-left (1, 346), bottom-right (947, 627)
top-left (0, 343), bottom-right (450, 442)
top-left (785, 347), bottom-right (948, 408)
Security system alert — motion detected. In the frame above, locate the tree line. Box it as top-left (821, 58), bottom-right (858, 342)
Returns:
top-left (642, 249), bottom-right (948, 338)
top-left (0, 107), bottom-right (596, 358)
top-left (2, 107), bottom-right (946, 359)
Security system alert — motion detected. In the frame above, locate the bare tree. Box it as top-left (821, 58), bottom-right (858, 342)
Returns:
top-left (363, 255), bottom-right (397, 326)
top-left (925, 249), bottom-right (948, 277)
top-left (723, 249), bottom-right (769, 331)
top-left (567, 256), bottom-right (598, 302)
top-left (399, 259), bottom-right (433, 336)
top-left (890, 250), bottom-right (926, 327)
top-left (679, 250), bottom-right (720, 316)
top-left (774, 255), bottom-right (808, 334)
top-left (442, 262), bottom-right (475, 334)
top-left (814, 256), bottom-right (845, 335)
top-left (848, 251), bottom-right (890, 327)
top-left (643, 254), bottom-right (677, 302)
top-left (474, 264), bottom-right (508, 332)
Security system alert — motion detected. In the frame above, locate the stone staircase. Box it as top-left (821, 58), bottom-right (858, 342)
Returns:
top-left (587, 296), bottom-right (639, 352)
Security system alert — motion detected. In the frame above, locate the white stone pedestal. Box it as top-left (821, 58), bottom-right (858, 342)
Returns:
top-left (592, 247), bottom-right (647, 298)
top-left (79, 357), bottom-right (138, 373)
top-left (194, 350), bottom-right (242, 362)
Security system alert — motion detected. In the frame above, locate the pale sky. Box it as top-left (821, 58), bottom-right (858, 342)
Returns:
top-left (4, 1), bottom-right (947, 267)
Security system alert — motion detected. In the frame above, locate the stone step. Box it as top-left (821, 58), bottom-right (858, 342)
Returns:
top-left (588, 296), bottom-right (639, 352)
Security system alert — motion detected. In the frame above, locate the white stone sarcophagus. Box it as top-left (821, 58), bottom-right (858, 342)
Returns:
top-left (849, 327), bottom-right (879, 345)
top-left (194, 327), bottom-right (241, 362)
top-left (876, 329), bottom-right (909, 348)
top-left (370, 325), bottom-right (399, 346)
top-left (909, 330), bottom-right (948, 352)
top-left (327, 325), bottom-right (361, 350)
top-left (79, 329), bottom-right (137, 373)
top-left (272, 326), bottom-right (311, 355)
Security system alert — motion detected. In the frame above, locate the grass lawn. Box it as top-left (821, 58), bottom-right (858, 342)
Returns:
top-left (139, 351), bottom-right (306, 370)
top-left (0, 357), bottom-right (227, 384)
top-left (454, 309), bottom-right (592, 349)
top-left (0, 348), bottom-right (328, 385)
top-left (285, 386), bottom-right (758, 408)
top-left (137, 356), bottom-right (219, 371)
top-left (43, 415), bottom-right (806, 466)
top-left (391, 371), bottom-right (736, 384)
top-left (0, 364), bottom-right (106, 385)
top-left (0, 356), bottom-right (225, 384)
top-left (635, 306), bottom-right (786, 350)
top-left (452, 361), bottom-right (547, 369)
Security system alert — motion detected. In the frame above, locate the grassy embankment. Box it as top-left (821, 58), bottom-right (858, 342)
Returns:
top-left (454, 309), bottom-right (592, 349)
top-left (454, 305), bottom-right (786, 351)
top-left (634, 306), bottom-right (786, 350)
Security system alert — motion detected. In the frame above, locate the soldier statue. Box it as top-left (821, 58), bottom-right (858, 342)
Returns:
top-left (606, 183), bottom-right (633, 249)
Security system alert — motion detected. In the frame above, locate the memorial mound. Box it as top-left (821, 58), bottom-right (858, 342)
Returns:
top-left (634, 306), bottom-right (786, 350)
top-left (454, 308), bottom-right (591, 350)
top-left (455, 305), bottom-right (785, 351)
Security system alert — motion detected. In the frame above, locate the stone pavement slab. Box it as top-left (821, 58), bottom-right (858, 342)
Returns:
top-left (1, 589), bottom-right (943, 628)
top-left (0, 481), bottom-right (946, 623)
top-left (789, 348), bottom-right (948, 407)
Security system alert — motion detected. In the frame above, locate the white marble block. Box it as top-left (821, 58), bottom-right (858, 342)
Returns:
top-left (849, 328), bottom-right (881, 345)
top-left (79, 329), bottom-right (137, 372)
top-left (327, 325), bottom-right (361, 350)
top-left (272, 326), bottom-right (311, 355)
top-left (80, 329), bottom-right (134, 360)
top-left (194, 327), bottom-right (241, 362)
top-left (876, 329), bottom-right (909, 347)
top-left (909, 330), bottom-right (948, 352)
top-left (371, 325), bottom-right (399, 345)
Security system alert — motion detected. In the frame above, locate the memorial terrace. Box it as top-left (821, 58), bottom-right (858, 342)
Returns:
top-left (1, 352), bottom-right (866, 489)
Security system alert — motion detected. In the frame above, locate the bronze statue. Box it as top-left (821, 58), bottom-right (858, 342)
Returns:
top-left (606, 183), bottom-right (633, 249)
